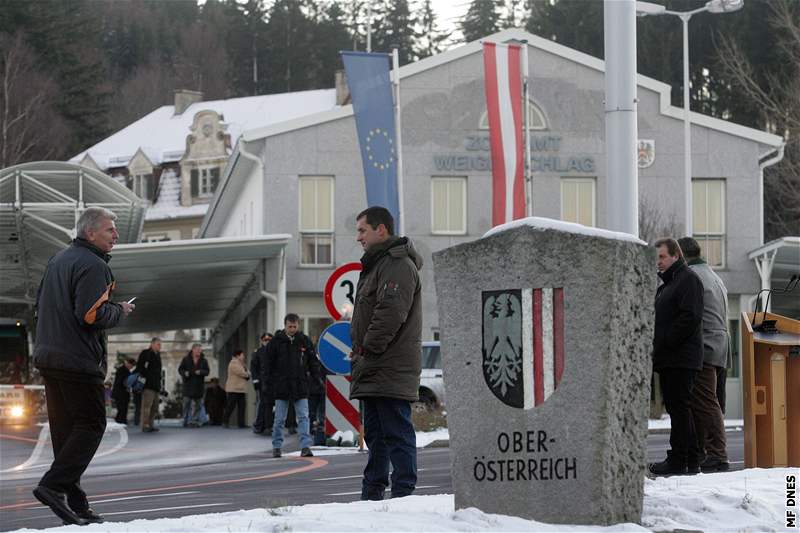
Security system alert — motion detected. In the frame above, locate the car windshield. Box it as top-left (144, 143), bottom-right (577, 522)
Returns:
top-left (421, 345), bottom-right (441, 369)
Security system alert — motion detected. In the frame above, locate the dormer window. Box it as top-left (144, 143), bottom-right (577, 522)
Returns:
top-left (191, 166), bottom-right (220, 198)
top-left (132, 173), bottom-right (154, 202)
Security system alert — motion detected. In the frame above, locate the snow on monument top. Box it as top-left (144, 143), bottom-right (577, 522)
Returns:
top-left (483, 217), bottom-right (647, 246)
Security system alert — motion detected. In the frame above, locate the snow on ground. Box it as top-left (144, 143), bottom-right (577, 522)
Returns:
top-left (12, 468), bottom-right (792, 532)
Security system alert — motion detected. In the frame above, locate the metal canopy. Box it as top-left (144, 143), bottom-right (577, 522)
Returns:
top-left (109, 235), bottom-right (290, 334)
top-left (749, 237), bottom-right (800, 318)
top-left (0, 162), bottom-right (146, 310)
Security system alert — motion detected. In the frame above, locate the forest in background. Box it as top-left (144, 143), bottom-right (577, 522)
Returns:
top-left (0, 0), bottom-right (796, 239)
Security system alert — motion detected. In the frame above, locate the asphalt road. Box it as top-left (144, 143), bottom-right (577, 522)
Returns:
top-left (0, 423), bottom-right (744, 531)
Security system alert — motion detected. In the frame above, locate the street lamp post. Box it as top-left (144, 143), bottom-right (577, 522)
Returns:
top-left (636, 0), bottom-right (744, 236)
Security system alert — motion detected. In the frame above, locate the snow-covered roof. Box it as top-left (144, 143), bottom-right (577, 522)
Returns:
top-left (145, 168), bottom-right (209, 221)
top-left (483, 216), bottom-right (647, 245)
top-left (71, 89), bottom-right (338, 170)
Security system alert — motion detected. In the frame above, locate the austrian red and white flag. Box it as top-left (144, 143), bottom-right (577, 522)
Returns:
top-left (483, 42), bottom-right (525, 227)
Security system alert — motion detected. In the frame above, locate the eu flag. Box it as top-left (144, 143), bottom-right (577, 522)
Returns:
top-left (341, 51), bottom-right (400, 226)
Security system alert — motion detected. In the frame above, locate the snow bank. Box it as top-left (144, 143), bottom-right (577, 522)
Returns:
top-left (483, 216), bottom-right (646, 245)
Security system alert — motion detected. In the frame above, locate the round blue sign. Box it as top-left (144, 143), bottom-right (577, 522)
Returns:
top-left (318, 321), bottom-right (353, 375)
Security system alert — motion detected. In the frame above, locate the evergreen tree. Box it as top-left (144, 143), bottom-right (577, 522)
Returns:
top-left (416, 0), bottom-right (450, 59)
top-left (461, 0), bottom-right (503, 43)
top-left (310, 2), bottom-right (354, 88)
top-left (370, 0), bottom-right (419, 64)
top-left (264, 0), bottom-right (317, 93)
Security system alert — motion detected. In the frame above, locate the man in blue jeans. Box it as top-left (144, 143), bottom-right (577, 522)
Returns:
top-left (349, 207), bottom-right (423, 500)
top-left (263, 314), bottom-right (320, 458)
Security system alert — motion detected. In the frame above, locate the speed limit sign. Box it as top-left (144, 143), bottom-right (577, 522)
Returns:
top-left (324, 262), bottom-right (362, 321)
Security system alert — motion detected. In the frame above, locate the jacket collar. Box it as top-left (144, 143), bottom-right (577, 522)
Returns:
top-left (73, 238), bottom-right (111, 263)
top-left (360, 236), bottom-right (403, 273)
top-left (687, 257), bottom-right (706, 266)
top-left (658, 257), bottom-right (687, 284)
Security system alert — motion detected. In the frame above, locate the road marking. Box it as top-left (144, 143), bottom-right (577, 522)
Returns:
top-left (326, 485), bottom-right (439, 496)
top-left (0, 457), bottom-right (328, 511)
top-left (95, 503), bottom-right (230, 516)
top-left (0, 433), bottom-right (41, 444)
top-left (0, 425), bottom-right (49, 473)
top-left (87, 490), bottom-right (200, 505)
top-left (94, 425), bottom-right (128, 460)
top-left (313, 474), bottom-right (362, 481)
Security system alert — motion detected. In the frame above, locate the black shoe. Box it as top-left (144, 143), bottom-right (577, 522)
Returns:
top-left (700, 456), bottom-right (730, 472)
top-left (288, 427), bottom-right (297, 435)
top-left (301, 447), bottom-right (314, 457)
top-left (648, 459), bottom-right (687, 476)
top-left (142, 427), bottom-right (155, 433)
top-left (273, 448), bottom-right (282, 458)
top-left (73, 507), bottom-right (104, 524)
top-left (33, 486), bottom-right (86, 526)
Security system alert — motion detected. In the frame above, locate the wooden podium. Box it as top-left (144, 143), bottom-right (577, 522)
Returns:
top-left (741, 311), bottom-right (800, 467)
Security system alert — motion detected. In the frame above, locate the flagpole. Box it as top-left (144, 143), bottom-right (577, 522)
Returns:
top-left (392, 46), bottom-right (405, 236)
top-left (366, 3), bottom-right (372, 53)
top-left (522, 41), bottom-right (532, 217)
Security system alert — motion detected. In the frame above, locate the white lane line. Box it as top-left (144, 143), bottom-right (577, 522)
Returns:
top-left (98, 503), bottom-right (230, 516)
top-left (24, 491), bottom-right (203, 511)
top-left (94, 425), bottom-right (128, 459)
top-left (326, 486), bottom-right (439, 496)
top-left (0, 425), bottom-right (49, 473)
top-left (313, 474), bottom-right (363, 481)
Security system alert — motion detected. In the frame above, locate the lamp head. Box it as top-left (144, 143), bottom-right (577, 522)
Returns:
top-left (705, 0), bottom-right (744, 13)
top-left (635, 1), bottom-right (666, 16)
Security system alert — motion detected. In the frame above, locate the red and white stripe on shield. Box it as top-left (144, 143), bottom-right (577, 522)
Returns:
top-left (483, 42), bottom-right (525, 227)
top-left (521, 288), bottom-right (565, 409)
top-left (324, 375), bottom-right (360, 437)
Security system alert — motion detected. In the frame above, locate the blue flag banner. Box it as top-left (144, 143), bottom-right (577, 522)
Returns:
top-left (341, 51), bottom-right (400, 226)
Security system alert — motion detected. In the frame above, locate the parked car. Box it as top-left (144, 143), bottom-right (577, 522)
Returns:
top-left (417, 341), bottom-right (444, 411)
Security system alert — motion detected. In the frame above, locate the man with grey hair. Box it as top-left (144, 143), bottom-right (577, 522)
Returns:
top-left (32, 206), bottom-right (135, 525)
top-left (678, 236), bottom-right (730, 472)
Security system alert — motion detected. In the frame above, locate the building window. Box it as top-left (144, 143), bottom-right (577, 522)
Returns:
top-left (299, 176), bottom-right (334, 266)
top-left (431, 177), bottom-right (467, 234)
top-left (142, 230), bottom-right (180, 243)
top-left (692, 179), bottom-right (726, 267)
top-left (480, 99), bottom-right (548, 130)
top-left (190, 166), bottom-right (220, 198)
top-left (560, 177), bottom-right (595, 227)
top-left (132, 173), bottom-right (154, 201)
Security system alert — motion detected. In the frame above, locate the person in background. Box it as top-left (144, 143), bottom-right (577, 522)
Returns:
top-left (111, 358), bottom-right (136, 424)
top-left (264, 314), bottom-right (320, 458)
top-left (223, 350), bottom-right (250, 428)
top-left (135, 338), bottom-right (162, 433)
top-left (251, 333), bottom-right (272, 433)
top-left (178, 343), bottom-right (210, 428)
top-left (678, 236), bottom-right (730, 472)
top-left (204, 377), bottom-right (226, 426)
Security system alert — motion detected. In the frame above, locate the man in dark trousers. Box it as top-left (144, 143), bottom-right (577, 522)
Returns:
top-left (32, 207), bottom-right (135, 525)
top-left (678, 236), bottom-right (731, 472)
top-left (264, 314), bottom-right (320, 457)
top-left (649, 237), bottom-right (704, 476)
top-left (178, 344), bottom-right (210, 427)
top-left (349, 206), bottom-right (423, 500)
top-left (251, 333), bottom-right (272, 433)
top-left (135, 338), bottom-right (162, 432)
top-left (111, 358), bottom-right (136, 424)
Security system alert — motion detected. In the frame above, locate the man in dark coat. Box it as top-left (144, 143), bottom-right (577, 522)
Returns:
top-left (251, 333), bottom-right (272, 433)
top-left (178, 344), bottom-right (210, 427)
top-left (111, 358), bottom-right (136, 424)
top-left (32, 207), bottom-right (135, 525)
top-left (204, 378), bottom-right (226, 425)
top-left (649, 237), bottom-right (704, 476)
top-left (349, 206), bottom-right (423, 500)
top-left (264, 314), bottom-right (320, 457)
top-left (135, 338), bottom-right (162, 432)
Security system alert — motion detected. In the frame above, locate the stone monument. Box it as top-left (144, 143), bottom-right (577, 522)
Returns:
top-left (433, 218), bottom-right (656, 525)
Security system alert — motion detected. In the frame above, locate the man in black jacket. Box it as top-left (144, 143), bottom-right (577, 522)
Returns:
top-left (251, 333), bottom-right (272, 433)
top-left (178, 344), bottom-right (210, 427)
top-left (264, 314), bottom-right (320, 458)
top-left (32, 207), bottom-right (134, 525)
top-left (111, 358), bottom-right (136, 424)
top-left (649, 238), bottom-right (704, 476)
top-left (135, 338), bottom-right (162, 432)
